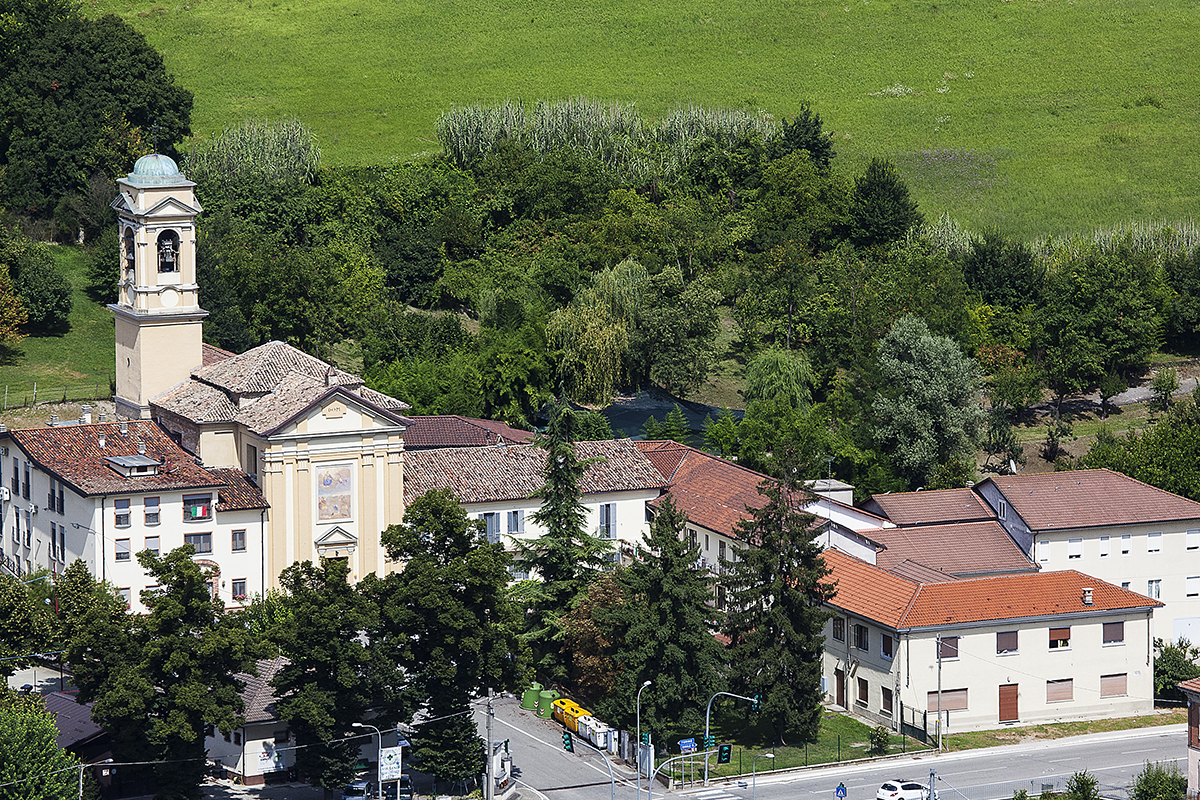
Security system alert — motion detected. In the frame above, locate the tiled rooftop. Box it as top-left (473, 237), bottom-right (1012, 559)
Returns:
top-left (403, 415), bottom-right (534, 450)
top-left (982, 469), bottom-right (1200, 530)
top-left (237, 656), bottom-right (287, 724)
top-left (404, 439), bottom-right (665, 505)
top-left (873, 520), bottom-right (1036, 577)
top-left (865, 488), bottom-right (995, 526)
top-left (823, 548), bottom-right (1161, 629)
top-left (209, 468), bottom-right (269, 511)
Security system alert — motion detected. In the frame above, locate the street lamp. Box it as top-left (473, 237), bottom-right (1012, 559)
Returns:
top-left (752, 753), bottom-right (775, 800)
top-left (636, 680), bottom-right (652, 800)
top-left (78, 759), bottom-right (113, 799)
top-left (352, 722), bottom-right (382, 800)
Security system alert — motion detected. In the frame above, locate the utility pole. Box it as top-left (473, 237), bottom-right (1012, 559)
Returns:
top-left (485, 689), bottom-right (494, 800)
top-left (935, 635), bottom-right (943, 752)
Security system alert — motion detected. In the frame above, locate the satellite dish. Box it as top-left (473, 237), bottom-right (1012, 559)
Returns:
top-left (1008, 459), bottom-right (1018, 475)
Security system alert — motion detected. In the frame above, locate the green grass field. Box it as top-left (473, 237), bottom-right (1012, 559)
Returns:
top-left (86, 0), bottom-right (1200, 239)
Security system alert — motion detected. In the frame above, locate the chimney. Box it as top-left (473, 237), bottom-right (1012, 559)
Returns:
top-left (119, 419), bottom-right (128, 435)
top-left (98, 413), bottom-right (107, 423)
top-left (1082, 587), bottom-right (1094, 606)
top-left (98, 432), bottom-right (106, 449)
top-left (80, 405), bottom-right (92, 424)
top-left (137, 439), bottom-right (146, 456)
top-left (49, 414), bottom-right (58, 426)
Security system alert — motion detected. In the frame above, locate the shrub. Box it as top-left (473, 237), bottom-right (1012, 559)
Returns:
top-left (869, 725), bottom-right (889, 755)
top-left (1065, 771), bottom-right (1101, 800)
top-left (1129, 761), bottom-right (1186, 800)
top-left (1151, 368), bottom-right (1180, 412)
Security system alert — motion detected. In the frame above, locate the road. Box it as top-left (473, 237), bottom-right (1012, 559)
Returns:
top-left (474, 697), bottom-right (1184, 800)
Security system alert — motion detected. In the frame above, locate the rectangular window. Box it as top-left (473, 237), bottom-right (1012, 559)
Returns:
top-left (231, 529), bottom-right (247, 552)
top-left (997, 631), bottom-right (1019, 654)
top-left (1148, 532), bottom-right (1162, 553)
top-left (144, 536), bottom-right (159, 555)
top-left (114, 498), bottom-right (130, 527)
top-left (1103, 621), bottom-right (1125, 644)
top-left (479, 513), bottom-right (500, 543)
top-left (1122, 581), bottom-right (1131, 590)
top-left (114, 538), bottom-right (130, 561)
top-left (49, 522), bottom-right (57, 559)
top-left (881, 687), bottom-right (894, 716)
top-left (1068, 538), bottom-right (1083, 559)
top-left (719, 540), bottom-right (727, 562)
top-left (59, 529), bottom-right (65, 561)
top-left (938, 636), bottom-right (960, 660)
top-left (1189, 530), bottom-right (1200, 551)
top-left (22, 461), bottom-right (29, 500)
top-left (508, 564), bottom-right (530, 581)
top-left (1050, 626), bottom-right (1071, 649)
top-left (244, 444), bottom-right (258, 477)
top-left (998, 500), bottom-right (1007, 520)
top-left (1189, 576), bottom-right (1200, 598)
top-left (1121, 534), bottom-right (1132, 555)
top-left (1037, 539), bottom-right (1049, 562)
top-left (233, 731), bottom-right (242, 746)
top-left (117, 587), bottom-right (131, 608)
top-left (881, 633), bottom-right (894, 660)
top-left (1100, 673), bottom-right (1128, 698)
top-left (23, 511), bottom-right (30, 546)
top-left (705, 533), bottom-right (710, 551)
top-left (856, 677), bottom-right (869, 706)
top-left (184, 532), bottom-right (212, 554)
top-left (182, 494), bottom-right (212, 521)
top-left (1099, 536), bottom-right (1111, 558)
top-left (144, 497), bottom-right (160, 525)
top-left (598, 503), bottom-right (616, 539)
top-left (927, 688), bottom-right (968, 712)
top-left (853, 624), bottom-right (869, 651)
top-left (506, 510), bottom-right (525, 534)
top-left (274, 730), bottom-right (288, 744)
top-left (1046, 678), bottom-right (1074, 703)
top-left (1148, 579), bottom-right (1162, 599)
top-left (231, 578), bottom-right (247, 600)
top-left (56, 483), bottom-right (63, 514)
top-left (10, 457), bottom-right (17, 493)
top-left (832, 617), bottom-right (845, 642)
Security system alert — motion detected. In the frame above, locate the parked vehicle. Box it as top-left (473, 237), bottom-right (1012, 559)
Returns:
top-left (341, 780), bottom-right (373, 800)
top-left (878, 780), bottom-right (934, 800)
top-left (382, 776), bottom-right (414, 800)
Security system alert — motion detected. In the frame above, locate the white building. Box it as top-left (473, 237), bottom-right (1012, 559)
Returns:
top-left (822, 547), bottom-right (1160, 734)
top-left (0, 418), bottom-right (267, 612)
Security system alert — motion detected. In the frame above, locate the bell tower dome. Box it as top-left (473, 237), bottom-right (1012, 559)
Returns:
top-left (109, 153), bottom-right (208, 420)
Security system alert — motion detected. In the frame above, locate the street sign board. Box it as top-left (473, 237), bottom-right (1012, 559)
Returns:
top-left (678, 737), bottom-right (697, 754)
top-left (836, 783), bottom-right (847, 798)
top-left (396, 737), bottom-right (411, 748)
top-left (379, 746), bottom-right (404, 781)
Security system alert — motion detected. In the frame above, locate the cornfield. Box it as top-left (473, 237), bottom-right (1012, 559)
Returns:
top-left (1033, 219), bottom-right (1200, 262)
top-left (435, 98), bottom-right (776, 183)
top-left (182, 117), bottom-right (322, 188)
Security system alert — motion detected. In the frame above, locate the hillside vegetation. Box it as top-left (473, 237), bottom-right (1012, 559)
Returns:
top-left (88, 0), bottom-right (1200, 239)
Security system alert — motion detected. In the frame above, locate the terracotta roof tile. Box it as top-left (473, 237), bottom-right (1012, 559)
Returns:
top-left (823, 548), bottom-right (1161, 629)
top-left (404, 439), bottom-right (665, 505)
top-left (201, 342), bottom-right (236, 367)
top-left (237, 656), bottom-right (287, 723)
top-left (403, 415), bottom-right (534, 449)
top-left (873, 520), bottom-right (1036, 577)
top-left (194, 341), bottom-right (362, 395)
top-left (1177, 677), bottom-right (1200, 695)
top-left (866, 488), bottom-right (995, 525)
top-left (8, 422), bottom-right (225, 496)
top-left (981, 469), bottom-right (1200, 530)
top-left (209, 468), bottom-right (269, 511)
top-left (887, 559), bottom-right (959, 583)
top-left (634, 440), bottom-right (690, 482)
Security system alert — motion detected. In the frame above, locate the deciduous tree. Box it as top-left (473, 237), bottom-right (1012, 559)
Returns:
top-left (0, 689), bottom-right (81, 799)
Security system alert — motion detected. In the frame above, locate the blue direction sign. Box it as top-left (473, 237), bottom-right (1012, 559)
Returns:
top-left (678, 737), bottom-right (697, 754)
top-left (397, 737), bottom-right (411, 748)
top-left (836, 783), bottom-right (847, 798)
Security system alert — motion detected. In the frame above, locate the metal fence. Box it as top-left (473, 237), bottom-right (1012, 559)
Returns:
top-left (935, 772), bottom-right (1131, 800)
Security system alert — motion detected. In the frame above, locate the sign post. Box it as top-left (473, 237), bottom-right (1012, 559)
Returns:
top-left (836, 783), bottom-right (848, 799)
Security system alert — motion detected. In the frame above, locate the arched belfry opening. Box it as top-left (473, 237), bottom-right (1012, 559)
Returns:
top-left (156, 229), bottom-right (180, 273)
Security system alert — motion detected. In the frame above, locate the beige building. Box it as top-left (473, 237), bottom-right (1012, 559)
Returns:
top-left (1178, 677), bottom-right (1200, 799)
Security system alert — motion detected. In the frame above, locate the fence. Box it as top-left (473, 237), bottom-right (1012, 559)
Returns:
top-left (1, 379), bottom-right (112, 411)
top-left (935, 772), bottom-right (1133, 800)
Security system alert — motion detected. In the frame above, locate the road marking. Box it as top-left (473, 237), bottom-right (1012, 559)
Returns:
top-left (1047, 758), bottom-right (1081, 763)
top-left (474, 710), bottom-right (636, 785)
top-left (515, 778), bottom-right (551, 800)
top-left (1122, 749), bottom-right (1158, 754)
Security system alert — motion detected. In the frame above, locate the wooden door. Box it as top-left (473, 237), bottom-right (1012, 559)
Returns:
top-left (835, 669), bottom-right (846, 707)
top-left (999, 683), bottom-right (1019, 722)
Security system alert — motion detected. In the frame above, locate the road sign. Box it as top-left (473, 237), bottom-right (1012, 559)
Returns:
top-left (836, 783), bottom-right (847, 798)
top-left (678, 737), bottom-right (697, 754)
top-left (396, 737), bottom-right (411, 748)
top-left (379, 747), bottom-right (404, 781)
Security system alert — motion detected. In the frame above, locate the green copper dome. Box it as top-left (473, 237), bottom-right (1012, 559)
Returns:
top-left (126, 153), bottom-right (185, 185)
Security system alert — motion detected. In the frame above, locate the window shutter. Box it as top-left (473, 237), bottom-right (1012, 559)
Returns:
top-left (927, 688), bottom-right (968, 712)
top-left (1046, 679), bottom-right (1074, 703)
top-left (938, 636), bottom-right (959, 659)
top-left (1100, 673), bottom-right (1127, 698)
top-left (996, 631), bottom-right (1018, 654)
top-left (1102, 621), bottom-right (1124, 644)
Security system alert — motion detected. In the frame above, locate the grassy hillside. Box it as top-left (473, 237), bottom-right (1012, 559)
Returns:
top-left (87, 0), bottom-right (1199, 239)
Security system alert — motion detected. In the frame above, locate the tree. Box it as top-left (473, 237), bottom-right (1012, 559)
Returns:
top-left (1151, 367), bottom-right (1180, 412)
top-left (1152, 637), bottom-right (1200, 703)
top-left (272, 557), bottom-right (380, 792)
top-left (743, 348), bottom-right (817, 409)
top-left (768, 105), bottom-right (836, 171)
top-left (377, 489), bottom-right (526, 785)
top-left (872, 315), bottom-right (985, 488)
top-left (1065, 771), bottom-right (1101, 800)
top-left (642, 404), bottom-right (690, 443)
top-left (1078, 398), bottom-right (1200, 502)
top-left (558, 572), bottom-right (626, 699)
top-left (628, 266), bottom-right (721, 396)
top-left (596, 496), bottom-right (725, 742)
top-left (961, 228), bottom-right (1043, 310)
top-left (703, 408), bottom-right (741, 459)
top-left (1129, 762), bottom-right (1186, 800)
top-left (512, 405), bottom-right (613, 681)
top-left (11, 240), bottom-right (72, 332)
top-left (0, 689), bottom-right (81, 799)
top-left (0, 573), bottom-right (53, 677)
top-left (721, 478), bottom-right (833, 744)
top-left (849, 157), bottom-right (922, 249)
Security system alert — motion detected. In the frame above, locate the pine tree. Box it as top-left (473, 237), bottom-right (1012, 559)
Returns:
top-left (721, 477), bottom-right (833, 745)
top-left (599, 496), bottom-right (725, 742)
top-left (642, 404), bottom-right (690, 443)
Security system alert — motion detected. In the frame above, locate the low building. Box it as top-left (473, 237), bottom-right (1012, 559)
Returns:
top-left (822, 548), bottom-right (1160, 735)
top-left (1178, 677), bottom-right (1200, 799)
top-left (206, 657), bottom-right (295, 786)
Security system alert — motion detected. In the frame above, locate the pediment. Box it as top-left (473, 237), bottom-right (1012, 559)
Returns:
top-left (315, 526), bottom-right (358, 548)
top-left (143, 196), bottom-right (203, 217)
top-left (110, 192), bottom-right (137, 213)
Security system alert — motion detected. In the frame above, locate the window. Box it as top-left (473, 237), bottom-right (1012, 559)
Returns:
top-left (881, 633), bottom-right (894, 660)
top-left (853, 624), bottom-right (869, 651)
top-left (144, 536), bottom-right (159, 555)
top-left (59, 529), bottom-right (65, 561)
top-left (1148, 579), bottom-right (1162, 599)
top-left (508, 564), bottom-right (530, 581)
top-left (231, 578), bottom-right (247, 600)
top-left (996, 630), bottom-right (1019, 654)
top-left (1099, 536), bottom-right (1111, 557)
top-left (22, 461), bottom-right (29, 500)
top-left (832, 617), bottom-right (845, 642)
top-left (233, 731), bottom-right (242, 746)
top-left (1122, 581), bottom-right (1131, 590)
top-left (184, 532), bottom-right (213, 554)
top-left (927, 688), bottom-right (968, 712)
top-left (1068, 538), bottom-right (1083, 559)
top-left (705, 533), bottom-right (710, 551)
top-left (719, 540), bottom-right (727, 562)
top-left (856, 677), bottom-right (869, 706)
top-left (115, 538), bottom-right (130, 561)
top-left (938, 636), bottom-right (959, 660)
top-left (182, 494), bottom-right (212, 521)
top-left (10, 457), bottom-right (17, 493)
top-left (1037, 539), bottom-right (1049, 562)
top-left (1046, 678), bottom-right (1074, 703)
top-left (274, 730), bottom-right (289, 744)
top-left (479, 512), bottom-right (500, 543)
top-left (599, 503), bottom-right (616, 539)
top-left (117, 587), bottom-right (131, 608)
top-left (998, 500), bottom-right (1007, 520)
top-left (1049, 626), bottom-right (1071, 649)
top-left (49, 523), bottom-right (57, 560)
top-left (244, 444), bottom-right (258, 477)
top-left (881, 687), bottom-right (894, 716)
top-left (1148, 531), bottom-right (1162, 553)
top-left (1103, 621), bottom-right (1125, 644)
top-left (1189, 576), bottom-right (1200, 598)
top-left (48, 479), bottom-right (64, 514)
top-left (157, 230), bottom-right (180, 272)
top-left (1100, 673), bottom-right (1128, 698)
top-left (144, 497), bottom-right (160, 525)
top-left (506, 510), bottom-right (525, 535)
top-left (1121, 533), bottom-right (1132, 555)
top-left (23, 511), bottom-right (30, 546)
top-left (145, 585), bottom-right (160, 596)
top-left (224, 730), bottom-right (232, 742)
top-left (1189, 530), bottom-right (1200, 551)
top-left (114, 498), bottom-right (131, 527)
top-left (716, 584), bottom-right (727, 610)
top-left (231, 529), bottom-right (247, 552)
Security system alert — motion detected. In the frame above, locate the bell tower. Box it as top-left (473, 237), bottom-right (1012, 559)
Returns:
top-left (109, 153), bottom-right (207, 420)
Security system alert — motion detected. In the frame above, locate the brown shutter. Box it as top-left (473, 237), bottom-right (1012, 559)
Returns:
top-left (1100, 673), bottom-right (1127, 698)
top-left (939, 636), bottom-right (959, 659)
top-left (999, 684), bottom-right (1019, 722)
top-left (996, 631), bottom-right (1018, 653)
top-left (927, 688), bottom-right (968, 712)
top-left (1190, 701), bottom-right (1200, 747)
top-left (1046, 679), bottom-right (1074, 702)
top-left (1103, 621), bottom-right (1124, 644)
top-left (1049, 627), bottom-right (1070, 641)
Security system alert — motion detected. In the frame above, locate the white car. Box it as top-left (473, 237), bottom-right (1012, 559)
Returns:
top-left (878, 780), bottom-right (934, 800)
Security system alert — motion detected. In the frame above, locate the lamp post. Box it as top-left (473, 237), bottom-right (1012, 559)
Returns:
top-left (635, 680), bottom-right (652, 800)
top-left (752, 753), bottom-right (775, 800)
top-left (703, 691), bottom-right (753, 786)
top-left (352, 722), bottom-right (382, 800)
top-left (78, 759), bottom-right (113, 799)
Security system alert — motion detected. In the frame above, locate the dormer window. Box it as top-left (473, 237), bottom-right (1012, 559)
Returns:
top-left (157, 230), bottom-right (179, 273)
top-left (105, 454), bottom-right (161, 477)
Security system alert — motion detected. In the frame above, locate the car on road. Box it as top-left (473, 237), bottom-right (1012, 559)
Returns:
top-left (878, 780), bottom-right (935, 800)
top-left (381, 777), bottom-right (414, 800)
top-left (341, 780), bottom-right (373, 800)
